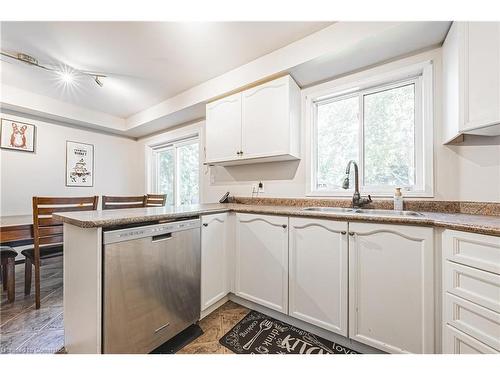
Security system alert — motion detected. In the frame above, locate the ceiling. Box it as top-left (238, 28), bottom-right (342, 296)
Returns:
top-left (0, 21), bottom-right (332, 118)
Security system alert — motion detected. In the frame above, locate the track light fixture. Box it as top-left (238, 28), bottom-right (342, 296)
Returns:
top-left (1, 50), bottom-right (106, 88)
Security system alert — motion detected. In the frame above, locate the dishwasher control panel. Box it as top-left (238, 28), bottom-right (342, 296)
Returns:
top-left (103, 218), bottom-right (200, 244)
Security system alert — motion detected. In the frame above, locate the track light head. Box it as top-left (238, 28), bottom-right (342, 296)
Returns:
top-left (94, 76), bottom-right (103, 87)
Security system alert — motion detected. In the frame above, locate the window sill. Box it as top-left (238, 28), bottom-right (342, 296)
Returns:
top-left (306, 191), bottom-right (435, 199)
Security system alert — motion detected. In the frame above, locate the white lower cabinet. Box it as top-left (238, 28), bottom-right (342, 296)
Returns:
top-left (201, 213), bottom-right (229, 311)
top-left (442, 229), bottom-right (500, 354)
top-left (444, 324), bottom-right (498, 354)
top-left (288, 218), bottom-right (348, 335)
top-left (348, 222), bottom-right (434, 353)
top-left (202, 212), bottom-right (446, 353)
top-left (234, 213), bottom-right (288, 313)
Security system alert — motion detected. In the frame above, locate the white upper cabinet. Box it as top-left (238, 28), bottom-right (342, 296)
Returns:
top-left (234, 213), bottom-right (289, 314)
top-left (201, 213), bottom-right (229, 312)
top-left (288, 218), bottom-right (348, 336)
top-left (205, 75), bottom-right (301, 165)
top-left (442, 22), bottom-right (500, 144)
top-left (205, 92), bottom-right (242, 163)
top-left (241, 75), bottom-right (300, 161)
top-left (348, 222), bottom-right (434, 354)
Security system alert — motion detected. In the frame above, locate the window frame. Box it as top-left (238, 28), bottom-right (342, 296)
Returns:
top-left (306, 60), bottom-right (434, 198)
top-left (151, 136), bottom-right (200, 206)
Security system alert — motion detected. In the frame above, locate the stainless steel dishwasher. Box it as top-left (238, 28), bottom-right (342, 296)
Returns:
top-left (102, 218), bottom-right (201, 354)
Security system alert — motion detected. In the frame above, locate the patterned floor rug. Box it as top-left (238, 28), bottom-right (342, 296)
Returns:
top-left (219, 310), bottom-right (359, 354)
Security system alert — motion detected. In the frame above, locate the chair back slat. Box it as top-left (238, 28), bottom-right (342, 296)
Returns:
top-left (38, 204), bottom-right (96, 215)
top-left (38, 226), bottom-right (63, 237)
top-left (39, 235), bottom-right (64, 246)
top-left (146, 194), bottom-right (167, 207)
top-left (37, 217), bottom-right (65, 227)
top-left (102, 195), bottom-right (147, 210)
top-left (36, 196), bottom-right (97, 205)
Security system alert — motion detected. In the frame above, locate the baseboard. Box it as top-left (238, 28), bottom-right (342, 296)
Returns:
top-left (200, 295), bottom-right (230, 319)
top-left (228, 293), bottom-right (384, 354)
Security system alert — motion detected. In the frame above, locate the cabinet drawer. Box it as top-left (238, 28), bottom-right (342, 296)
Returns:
top-left (443, 230), bottom-right (500, 275)
top-left (444, 293), bottom-right (500, 351)
top-left (443, 324), bottom-right (498, 354)
top-left (444, 261), bottom-right (500, 313)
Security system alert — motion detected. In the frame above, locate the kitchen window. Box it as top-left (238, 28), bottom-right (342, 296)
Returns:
top-left (308, 61), bottom-right (433, 197)
top-left (152, 137), bottom-right (200, 206)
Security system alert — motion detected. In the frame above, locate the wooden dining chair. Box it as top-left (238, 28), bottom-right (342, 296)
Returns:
top-left (22, 196), bottom-right (99, 309)
top-left (145, 194), bottom-right (167, 207)
top-left (1, 246), bottom-right (18, 303)
top-left (102, 195), bottom-right (147, 210)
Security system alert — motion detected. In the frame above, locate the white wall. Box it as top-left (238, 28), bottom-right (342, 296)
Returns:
top-left (143, 48), bottom-right (500, 204)
top-left (0, 112), bottom-right (144, 216)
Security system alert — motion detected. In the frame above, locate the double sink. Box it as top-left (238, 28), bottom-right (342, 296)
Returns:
top-left (302, 207), bottom-right (424, 217)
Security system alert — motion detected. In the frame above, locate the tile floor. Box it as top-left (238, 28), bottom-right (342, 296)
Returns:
top-left (179, 301), bottom-right (250, 354)
top-left (0, 255), bottom-right (249, 354)
top-left (0, 257), bottom-right (64, 354)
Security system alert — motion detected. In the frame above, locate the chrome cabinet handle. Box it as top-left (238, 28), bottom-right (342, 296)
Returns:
top-left (282, 224), bottom-right (287, 228)
top-left (349, 232), bottom-right (355, 236)
top-left (203, 223), bottom-right (208, 227)
top-left (341, 231), bottom-right (347, 235)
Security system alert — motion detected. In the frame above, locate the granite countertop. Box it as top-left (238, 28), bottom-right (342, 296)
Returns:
top-left (53, 203), bottom-right (231, 228)
top-left (53, 202), bottom-right (500, 236)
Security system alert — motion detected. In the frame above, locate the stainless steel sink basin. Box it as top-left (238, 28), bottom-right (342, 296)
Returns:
top-left (302, 207), bottom-right (355, 213)
top-left (301, 207), bottom-right (424, 217)
top-left (351, 209), bottom-right (424, 217)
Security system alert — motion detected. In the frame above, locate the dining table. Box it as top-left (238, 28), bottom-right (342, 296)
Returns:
top-left (0, 214), bottom-right (34, 246)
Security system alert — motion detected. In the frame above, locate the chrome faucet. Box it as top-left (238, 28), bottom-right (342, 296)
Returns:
top-left (342, 160), bottom-right (372, 208)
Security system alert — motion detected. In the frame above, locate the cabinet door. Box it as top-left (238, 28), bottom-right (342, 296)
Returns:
top-left (289, 218), bottom-right (348, 335)
top-left (463, 22), bottom-right (500, 130)
top-left (241, 76), bottom-right (290, 159)
top-left (235, 213), bottom-right (288, 313)
top-left (348, 222), bottom-right (434, 353)
top-left (201, 213), bottom-right (228, 311)
top-left (205, 92), bottom-right (242, 163)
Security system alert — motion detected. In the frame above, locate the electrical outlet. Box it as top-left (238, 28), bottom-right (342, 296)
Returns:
top-left (252, 181), bottom-right (265, 194)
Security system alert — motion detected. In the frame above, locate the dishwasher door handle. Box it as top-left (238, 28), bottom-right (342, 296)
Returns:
top-left (152, 233), bottom-right (173, 242)
top-left (154, 322), bottom-right (170, 334)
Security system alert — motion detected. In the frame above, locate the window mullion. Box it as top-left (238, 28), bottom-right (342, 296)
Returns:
top-left (154, 151), bottom-right (159, 194)
top-left (358, 93), bottom-right (365, 191)
top-left (174, 145), bottom-right (180, 206)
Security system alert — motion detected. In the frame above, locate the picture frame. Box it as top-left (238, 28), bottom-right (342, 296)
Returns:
top-left (0, 118), bottom-right (36, 152)
top-left (66, 141), bottom-right (94, 187)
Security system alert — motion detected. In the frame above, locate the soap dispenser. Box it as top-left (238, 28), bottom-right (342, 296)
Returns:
top-left (394, 188), bottom-right (404, 211)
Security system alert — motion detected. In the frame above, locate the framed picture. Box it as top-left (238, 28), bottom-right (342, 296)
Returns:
top-left (66, 141), bottom-right (94, 187)
top-left (0, 118), bottom-right (36, 152)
